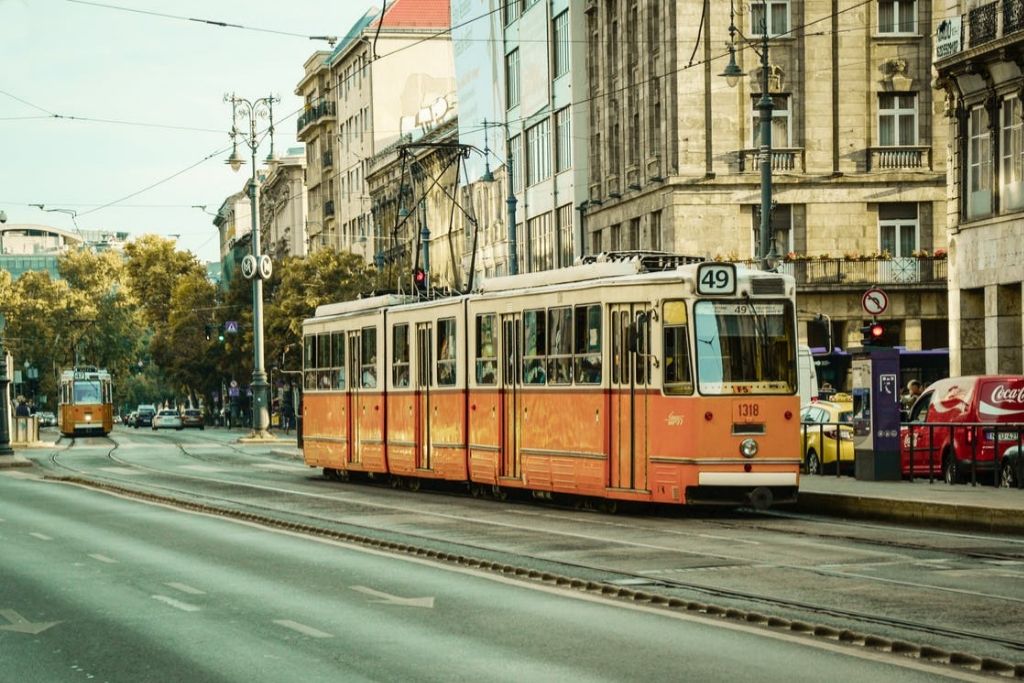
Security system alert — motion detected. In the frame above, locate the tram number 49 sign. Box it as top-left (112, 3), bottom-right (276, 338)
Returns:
top-left (696, 263), bottom-right (736, 295)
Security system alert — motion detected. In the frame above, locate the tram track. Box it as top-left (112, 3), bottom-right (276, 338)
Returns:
top-left (32, 432), bottom-right (1024, 674)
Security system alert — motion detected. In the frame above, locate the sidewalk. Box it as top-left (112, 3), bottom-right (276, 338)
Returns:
top-left (795, 475), bottom-right (1024, 535)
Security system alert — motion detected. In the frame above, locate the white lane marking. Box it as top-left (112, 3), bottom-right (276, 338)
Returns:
top-left (178, 465), bottom-right (227, 473)
top-left (252, 463), bottom-right (306, 472)
top-left (698, 533), bottom-right (760, 546)
top-left (99, 467), bottom-right (142, 475)
top-left (88, 554), bottom-right (117, 564)
top-left (273, 619), bottom-right (332, 638)
top-left (165, 582), bottom-right (205, 595)
top-left (350, 585), bottom-right (435, 608)
top-left (151, 595), bottom-right (200, 612)
top-left (29, 532), bottom-right (52, 541)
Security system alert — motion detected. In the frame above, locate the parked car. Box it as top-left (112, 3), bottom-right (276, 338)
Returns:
top-left (800, 396), bottom-right (854, 474)
top-left (181, 408), bottom-right (204, 430)
top-left (901, 375), bottom-right (1024, 483)
top-left (135, 405), bottom-right (157, 428)
top-left (152, 409), bottom-right (183, 431)
top-left (36, 411), bottom-right (56, 428)
top-left (999, 446), bottom-right (1024, 489)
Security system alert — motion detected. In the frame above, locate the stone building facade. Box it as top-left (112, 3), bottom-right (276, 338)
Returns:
top-left (295, 0), bottom-right (456, 261)
top-left (581, 0), bottom-right (950, 352)
top-left (259, 146), bottom-right (307, 261)
top-left (934, 2), bottom-right (1024, 375)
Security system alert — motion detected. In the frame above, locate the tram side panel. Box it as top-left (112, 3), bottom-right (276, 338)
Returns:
top-left (518, 388), bottom-right (607, 496)
top-left (302, 391), bottom-right (346, 469)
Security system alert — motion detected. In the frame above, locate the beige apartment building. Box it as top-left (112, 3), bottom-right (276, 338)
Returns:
top-left (934, 2), bottom-right (1024, 375)
top-left (258, 146), bottom-right (307, 261)
top-left (295, 0), bottom-right (456, 261)
top-left (581, 0), bottom-right (950, 353)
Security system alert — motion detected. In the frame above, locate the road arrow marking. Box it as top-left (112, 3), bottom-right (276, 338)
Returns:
top-left (350, 585), bottom-right (435, 609)
top-left (88, 554), bottom-right (117, 564)
top-left (28, 532), bottom-right (52, 541)
top-left (273, 620), bottom-right (333, 638)
top-left (151, 595), bottom-right (200, 612)
top-left (165, 582), bottom-right (205, 595)
top-left (0, 609), bottom-right (61, 634)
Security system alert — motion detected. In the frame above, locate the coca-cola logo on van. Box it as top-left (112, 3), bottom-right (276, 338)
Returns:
top-left (980, 382), bottom-right (1024, 419)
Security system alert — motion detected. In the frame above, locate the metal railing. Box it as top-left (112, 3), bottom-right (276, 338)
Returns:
top-left (323, 200), bottom-right (335, 217)
top-left (296, 100), bottom-right (337, 133)
top-left (800, 419), bottom-right (1024, 488)
top-left (766, 255), bottom-right (947, 286)
top-left (969, 2), bottom-right (998, 47)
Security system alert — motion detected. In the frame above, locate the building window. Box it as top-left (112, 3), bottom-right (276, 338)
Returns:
top-left (505, 49), bottom-right (520, 109)
top-left (878, 203), bottom-right (918, 257)
top-left (555, 107), bottom-right (572, 172)
top-left (528, 212), bottom-right (554, 272)
top-left (552, 10), bottom-right (570, 78)
top-left (879, 93), bottom-right (917, 146)
top-left (504, 0), bottom-right (521, 25)
top-left (878, 1), bottom-right (916, 34)
top-left (526, 119), bottom-right (551, 186)
top-left (591, 228), bottom-right (602, 254)
top-left (750, 1), bottom-right (789, 37)
top-left (751, 95), bottom-right (791, 147)
top-left (1001, 96), bottom-right (1024, 211)
top-left (627, 218), bottom-right (640, 250)
top-left (649, 210), bottom-right (662, 251)
top-left (611, 223), bottom-right (621, 251)
top-left (968, 105), bottom-right (993, 218)
top-left (556, 203), bottom-right (574, 267)
top-left (752, 204), bottom-right (793, 257)
top-left (509, 134), bottom-right (523, 194)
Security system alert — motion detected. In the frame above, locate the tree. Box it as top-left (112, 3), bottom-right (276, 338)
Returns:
top-left (123, 235), bottom-right (207, 329)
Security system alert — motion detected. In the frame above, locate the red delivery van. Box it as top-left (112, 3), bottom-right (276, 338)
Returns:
top-left (901, 375), bottom-right (1024, 483)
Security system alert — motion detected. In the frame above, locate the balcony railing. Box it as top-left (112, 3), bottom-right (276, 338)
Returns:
top-left (322, 150), bottom-right (333, 168)
top-left (739, 148), bottom-right (805, 173)
top-left (323, 200), bottom-right (335, 217)
top-left (868, 146), bottom-right (932, 171)
top-left (296, 100), bottom-right (336, 134)
top-left (969, 2), bottom-right (998, 47)
top-left (764, 256), bottom-right (948, 287)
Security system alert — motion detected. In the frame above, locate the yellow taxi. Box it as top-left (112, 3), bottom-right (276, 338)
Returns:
top-left (799, 394), bottom-right (854, 474)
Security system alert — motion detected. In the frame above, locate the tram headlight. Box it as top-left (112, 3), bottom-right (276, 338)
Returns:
top-left (739, 438), bottom-right (758, 458)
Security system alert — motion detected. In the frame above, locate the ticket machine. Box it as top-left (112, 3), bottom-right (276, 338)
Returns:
top-left (851, 348), bottom-right (901, 481)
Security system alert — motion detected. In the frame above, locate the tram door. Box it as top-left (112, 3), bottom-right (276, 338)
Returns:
top-left (499, 313), bottom-right (522, 479)
top-left (610, 304), bottom-right (650, 491)
top-left (346, 332), bottom-right (361, 465)
top-left (415, 323), bottom-right (433, 470)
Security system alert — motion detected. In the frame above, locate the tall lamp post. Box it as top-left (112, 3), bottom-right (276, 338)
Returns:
top-left (224, 92), bottom-right (280, 439)
top-left (0, 209), bottom-right (11, 456)
top-left (720, 1), bottom-right (776, 271)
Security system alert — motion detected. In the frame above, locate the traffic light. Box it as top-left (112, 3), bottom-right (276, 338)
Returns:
top-left (413, 267), bottom-right (427, 292)
top-left (218, 325), bottom-right (225, 343)
top-left (204, 324), bottom-right (212, 341)
top-left (860, 321), bottom-right (885, 346)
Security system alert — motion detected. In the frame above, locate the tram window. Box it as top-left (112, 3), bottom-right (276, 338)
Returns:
top-left (574, 304), bottom-right (602, 384)
top-left (663, 301), bottom-right (694, 395)
top-left (634, 312), bottom-right (650, 386)
top-left (360, 326), bottom-right (377, 388)
top-left (74, 380), bottom-right (101, 404)
top-left (393, 324), bottom-right (410, 388)
top-left (523, 309), bottom-right (547, 384)
top-left (331, 332), bottom-right (345, 389)
top-left (475, 314), bottom-right (497, 385)
top-left (316, 333), bottom-right (332, 389)
top-left (437, 318), bottom-right (457, 386)
top-left (547, 307), bottom-right (572, 385)
top-left (304, 335), bottom-right (317, 390)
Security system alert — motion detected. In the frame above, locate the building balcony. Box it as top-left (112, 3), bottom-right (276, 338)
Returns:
top-left (296, 100), bottom-right (337, 137)
top-left (322, 150), bottom-right (333, 168)
top-left (767, 255), bottom-right (948, 289)
top-left (868, 146), bottom-right (932, 171)
top-left (324, 200), bottom-right (335, 218)
top-left (938, 0), bottom-right (1024, 67)
top-left (739, 148), bottom-right (805, 173)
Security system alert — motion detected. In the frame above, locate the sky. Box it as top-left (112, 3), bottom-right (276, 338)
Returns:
top-left (0, 0), bottom-right (376, 263)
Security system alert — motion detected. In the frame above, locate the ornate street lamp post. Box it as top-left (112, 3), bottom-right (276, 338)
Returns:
top-left (721, 1), bottom-right (776, 271)
top-left (224, 92), bottom-right (280, 439)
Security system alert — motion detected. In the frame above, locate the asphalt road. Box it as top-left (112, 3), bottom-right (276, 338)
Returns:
top-left (0, 431), bottom-right (978, 682)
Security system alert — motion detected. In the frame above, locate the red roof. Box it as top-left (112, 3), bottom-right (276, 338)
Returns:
top-left (371, 0), bottom-right (450, 30)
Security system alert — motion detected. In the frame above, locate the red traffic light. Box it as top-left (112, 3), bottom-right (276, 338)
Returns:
top-left (413, 268), bottom-right (427, 290)
top-left (869, 323), bottom-right (884, 338)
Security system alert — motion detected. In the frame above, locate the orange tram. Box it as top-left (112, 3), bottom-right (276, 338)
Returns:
top-left (301, 255), bottom-right (802, 509)
top-left (58, 367), bottom-right (113, 437)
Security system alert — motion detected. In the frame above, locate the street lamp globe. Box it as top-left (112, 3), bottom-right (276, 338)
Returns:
top-left (225, 149), bottom-right (245, 172)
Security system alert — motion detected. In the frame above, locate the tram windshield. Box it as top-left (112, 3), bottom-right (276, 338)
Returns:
top-left (693, 300), bottom-right (796, 395)
top-left (73, 380), bottom-right (103, 404)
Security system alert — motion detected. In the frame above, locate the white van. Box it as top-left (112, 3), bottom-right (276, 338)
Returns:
top-left (797, 345), bottom-right (818, 406)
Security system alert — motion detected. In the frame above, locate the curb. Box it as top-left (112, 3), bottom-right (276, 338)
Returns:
top-left (0, 454), bottom-right (34, 469)
top-left (795, 492), bottom-right (1024, 535)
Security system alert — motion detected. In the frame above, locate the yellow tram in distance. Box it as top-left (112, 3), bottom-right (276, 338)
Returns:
top-left (58, 367), bottom-right (113, 437)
